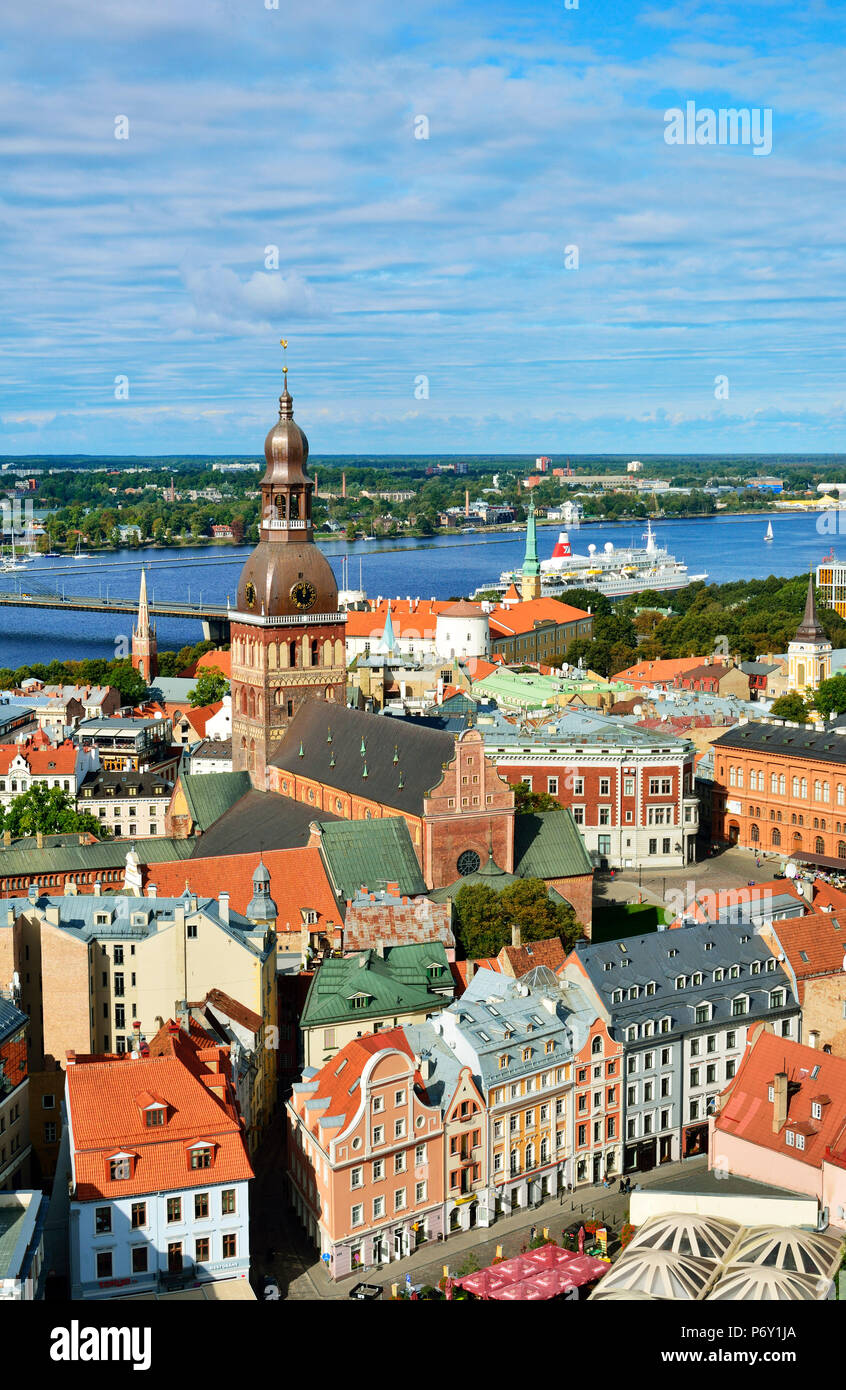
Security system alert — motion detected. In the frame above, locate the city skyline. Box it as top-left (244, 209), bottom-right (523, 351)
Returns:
top-left (1, 0), bottom-right (843, 456)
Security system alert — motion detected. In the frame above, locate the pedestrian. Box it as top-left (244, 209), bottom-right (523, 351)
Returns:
top-left (530, 1224), bottom-right (537, 1243)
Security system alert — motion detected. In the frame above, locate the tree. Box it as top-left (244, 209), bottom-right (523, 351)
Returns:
top-left (188, 666), bottom-right (229, 706)
top-left (452, 878), bottom-right (582, 959)
top-left (813, 673), bottom-right (846, 720)
top-left (513, 782), bottom-right (560, 813)
top-left (770, 692), bottom-right (809, 722)
top-left (0, 784), bottom-right (109, 839)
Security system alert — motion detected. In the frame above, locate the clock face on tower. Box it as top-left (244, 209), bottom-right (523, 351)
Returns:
top-left (290, 579), bottom-right (317, 611)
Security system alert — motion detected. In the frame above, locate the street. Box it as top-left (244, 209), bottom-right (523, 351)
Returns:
top-left (249, 1110), bottom-right (708, 1300)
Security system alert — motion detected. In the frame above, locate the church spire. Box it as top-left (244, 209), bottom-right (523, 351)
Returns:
top-left (131, 568), bottom-right (157, 683)
top-left (521, 494), bottom-right (541, 601)
top-left (794, 572), bottom-right (826, 643)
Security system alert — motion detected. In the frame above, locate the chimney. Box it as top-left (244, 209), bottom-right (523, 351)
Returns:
top-left (466, 960), bottom-right (476, 981)
top-left (132, 1020), bottom-right (142, 1047)
top-left (218, 891), bottom-right (230, 925)
top-left (772, 1071), bottom-right (789, 1133)
top-left (376, 940), bottom-right (386, 958)
top-left (36, 829), bottom-right (43, 849)
top-left (3, 829), bottom-right (10, 847)
top-left (146, 883), bottom-right (157, 898)
top-left (511, 923), bottom-right (522, 949)
top-left (66, 1049), bottom-right (76, 1066)
top-left (93, 880), bottom-right (102, 896)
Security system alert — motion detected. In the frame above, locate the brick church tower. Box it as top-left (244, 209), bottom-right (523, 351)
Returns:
top-left (230, 361), bottom-right (346, 785)
top-left (131, 569), bottom-right (158, 682)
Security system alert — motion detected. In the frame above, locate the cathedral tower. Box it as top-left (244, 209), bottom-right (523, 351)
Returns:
top-left (131, 569), bottom-right (158, 682)
top-left (230, 355), bottom-right (346, 785)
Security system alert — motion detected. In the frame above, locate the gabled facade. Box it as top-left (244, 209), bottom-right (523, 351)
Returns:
top-left (65, 1020), bottom-right (253, 1299)
top-left (286, 1030), bottom-right (445, 1278)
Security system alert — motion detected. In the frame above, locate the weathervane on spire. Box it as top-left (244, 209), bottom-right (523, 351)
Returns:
top-left (280, 337), bottom-right (289, 390)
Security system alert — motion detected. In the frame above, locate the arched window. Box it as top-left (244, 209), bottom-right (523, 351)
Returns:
top-left (838, 842), bottom-right (846, 860)
top-left (772, 828), bottom-right (781, 847)
top-left (750, 823), bottom-right (759, 843)
top-left (801, 778), bottom-right (808, 798)
top-left (737, 767), bottom-right (744, 787)
top-left (591, 1036), bottom-right (603, 1055)
top-left (779, 774), bottom-right (785, 795)
top-left (770, 773), bottom-right (778, 793)
top-left (816, 836), bottom-right (825, 855)
top-left (729, 766), bottom-right (737, 786)
top-left (793, 831), bottom-right (802, 847)
top-left (792, 777), bottom-right (800, 797)
top-left (290, 640), bottom-right (299, 668)
top-left (311, 639), bottom-right (319, 666)
top-left (838, 784), bottom-right (845, 807)
top-left (824, 782), bottom-right (830, 802)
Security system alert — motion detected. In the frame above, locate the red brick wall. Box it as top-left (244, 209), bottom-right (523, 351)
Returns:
top-left (423, 730), bottom-right (515, 889)
top-left (547, 873), bottom-right (593, 936)
top-left (712, 746), bottom-right (846, 858)
top-left (502, 759), bottom-right (683, 829)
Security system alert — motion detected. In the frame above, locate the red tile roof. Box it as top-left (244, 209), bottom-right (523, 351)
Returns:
top-left (668, 879), bottom-right (803, 929)
top-left (0, 739), bottom-right (77, 776)
top-left (610, 657), bottom-right (705, 688)
top-left (299, 1027), bottom-right (417, 1136)
top-left (345, 599), bottom-right (453, 639)
top-left (489, 597), bottom-right (590, 637)
top-left (67, 1021), bottom-right (253, 1201)
top-left (715, 1030), bottom-right (846, 1169)
top-left (179, 702), bottom-right (224, 736)
top-left (146, 846), bottom-right (341, 940)
top-left (769, 911), bottom-right (846, 979)
top-left (499, 936), bottom-right (567, 977)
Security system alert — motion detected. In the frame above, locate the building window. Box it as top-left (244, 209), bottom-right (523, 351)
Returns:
top-left (131, 1202), bottom-right (146, 1229)
top-left (351, 1204), bottom-right (364, 1226)
top-left (373, 1196), bottom-right (385, 1219)
top-left (96, 1251), bottom-right (113, 1280)
top-left (194, 1192), bottom-right (209, 1220)
top-left (43, 1121), bottom-right (57, 1142)
top-left (95, 1207), bottom-right (112, 1235)
top-left (190, 1146), bottom-right (212, 1169)
top-left (42, 1094), bottom-right (55, 1110)
top-left (222, 1234), bottom-right (237, 1260)
top-left (131, 1246), bottom-right (148, 1274)
top-left (221, 1189), bottom-right (236, 1215)
top-left (195, 1238), bottom-right (210, 1264)
top-left (109, 1157), bottom-right (131, 1181)
top-left (167, 1197), bottom-right (181, 1223)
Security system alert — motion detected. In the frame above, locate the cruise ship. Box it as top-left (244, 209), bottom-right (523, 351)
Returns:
top-left (473, 520), bottom-right (707, 600)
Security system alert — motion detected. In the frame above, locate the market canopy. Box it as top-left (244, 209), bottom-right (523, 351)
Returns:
top-left (455, 1245), bottom-right (608, 1301)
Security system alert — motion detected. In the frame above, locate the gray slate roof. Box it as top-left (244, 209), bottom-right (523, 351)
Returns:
top-left (189, 789), bottom-right (341, 858)
top-left (271, 702), bottom-right (456, 816)
top-left (714, 721), bottom-right (846, 765)
top-left (573, 921), bottom-right (797, 1038)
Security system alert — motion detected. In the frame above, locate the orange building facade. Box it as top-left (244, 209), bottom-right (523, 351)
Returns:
top-left (712, 723), bottom-right (846, 866)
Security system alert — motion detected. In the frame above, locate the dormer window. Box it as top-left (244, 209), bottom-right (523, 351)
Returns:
top-left (729, 965), bottom-right (740, 979)
top-left (675, 976), bottom-right (686, 990)
top-left (144, 1104), bottom-right (166, 1127)
top-left (108, 1152), bottom-right (134, 1181)
top-left (691, 972), bottom-right (703, 987)
top-left (612, 990), bottom-right (623, 1005)
top-left (812, 1101), bottom-right (822, 1120)
top-left (188, 1143), bottom-right (214, 1170)
top-left (349, 993), bottom-right (370, 1011)
top-left (750, 961), bottom-right (761, 975)
top-left (645, 982), bottom-right (656, 996)
top-left (713, 968), bottom-right (725, 983)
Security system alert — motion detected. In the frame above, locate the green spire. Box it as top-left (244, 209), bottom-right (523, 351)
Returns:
top-left (327, 726), bottom-right (333, 744)
top-left (329, 751), bottom-right (335, 767)
top-left (360, 738), bottom-right (366, 757)
top-left (298, 742), bottom-right (304, 758)
top-left (522, 493), bottom-right (540, 577)
top-left (377, 601), bottom-right (398, 657)
top-left (362, 762), bottom-right (368, 779)
top-left (393, 745), bottom-right (399, 764)
top-left (398, 770), bottom-right (404, 789)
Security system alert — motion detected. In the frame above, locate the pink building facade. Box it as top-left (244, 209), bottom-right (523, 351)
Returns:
top-left (287, 1030), bottom-right (446, 1279)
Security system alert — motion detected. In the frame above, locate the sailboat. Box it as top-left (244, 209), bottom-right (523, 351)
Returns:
top-left (765, 520), bottom-right (774, 542)
top-left (72, 533), bottom-right (90, 559)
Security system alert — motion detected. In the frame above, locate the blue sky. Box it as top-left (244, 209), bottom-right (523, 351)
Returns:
top-left (1, 0), bottom-right (844, 456)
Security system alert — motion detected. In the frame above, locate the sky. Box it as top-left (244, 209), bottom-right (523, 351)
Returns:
top-left (1, 0), bottom-right (844, 457)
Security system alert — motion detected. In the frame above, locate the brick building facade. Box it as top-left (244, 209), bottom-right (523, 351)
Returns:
top-left (712, 721), bottom-right (846, 866)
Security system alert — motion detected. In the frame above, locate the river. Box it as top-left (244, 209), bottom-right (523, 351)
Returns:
top-left (0, 510), bottom-right (841, 669)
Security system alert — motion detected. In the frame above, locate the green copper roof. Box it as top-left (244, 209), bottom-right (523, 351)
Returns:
top-left (180, 771), bottom-right (252, 833)
top-left (315, 817), bottom-right (427, 901)
top-left (0, 836), bottom-right (193, 878)
top-left (522, 494), bottom-right (540, 577)
top-left (514, 808), bottom-right (594, 880)
top-left (301, 942), bottom-right (453, 1029)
